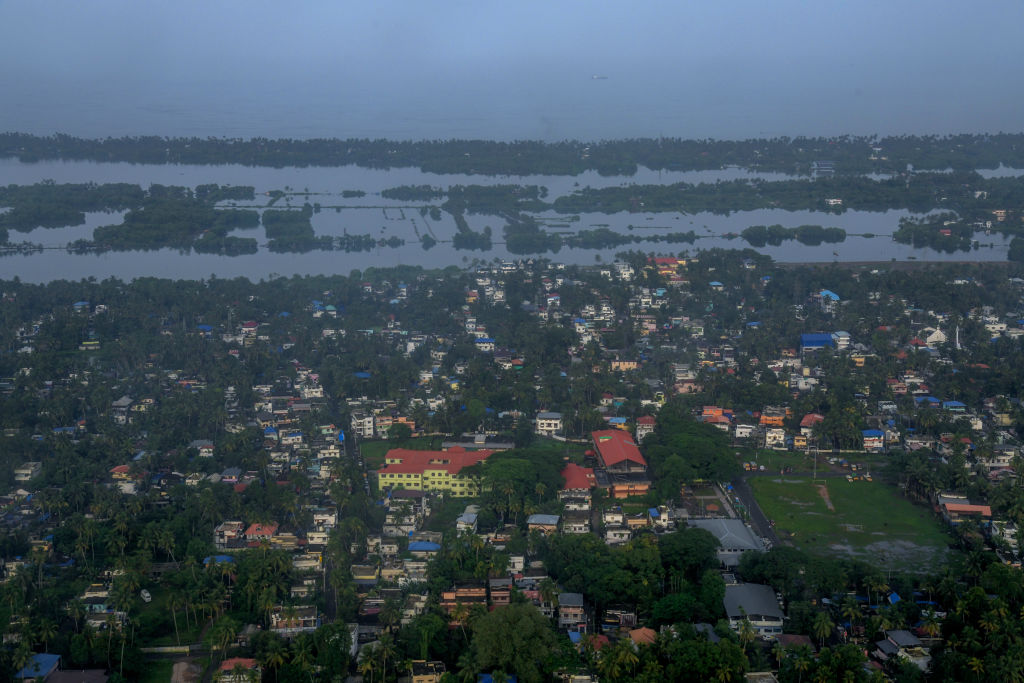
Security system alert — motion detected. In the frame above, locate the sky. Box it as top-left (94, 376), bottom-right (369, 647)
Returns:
top-left (1, 1), bottom-right (1022, 140)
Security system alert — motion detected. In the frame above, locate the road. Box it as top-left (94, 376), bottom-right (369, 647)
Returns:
top-left (729, 476), bottom-right (780, 547)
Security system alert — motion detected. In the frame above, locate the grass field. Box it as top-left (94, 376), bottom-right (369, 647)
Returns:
top-left (738, 448), bottom-right (814, 473)
top-left (750, 476), bottom-right (953, 572)
top-left (138, 660), bottom-right (175, 683)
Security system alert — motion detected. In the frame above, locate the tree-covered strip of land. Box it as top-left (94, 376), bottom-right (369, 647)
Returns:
top-left (5, 131), bottom-right (1024, 176)
top-left (741, 225), bottom-right (847, 248)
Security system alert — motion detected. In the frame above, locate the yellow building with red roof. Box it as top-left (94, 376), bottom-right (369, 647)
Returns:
top-left (377, 447), bottom-right (494, 497)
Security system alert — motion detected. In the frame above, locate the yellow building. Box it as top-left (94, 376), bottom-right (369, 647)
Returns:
top-left (376, 448), bottom-right (494, 497)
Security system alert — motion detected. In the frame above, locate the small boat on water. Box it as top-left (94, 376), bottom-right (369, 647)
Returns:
top-left (592, 75), bottom-right (608, 80)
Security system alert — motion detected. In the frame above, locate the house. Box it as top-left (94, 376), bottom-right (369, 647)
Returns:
top-left (592, 430), bottom-right (650, 499)
top-left (765, 428), bottom-right (786, 450)
top-left (14, 653), bottom-right (61, 681)
top-left (214, 521), bottom-right (246, 550)
top-left (875, 630), bottom-right (931, 671)
top-left (13, 462), bottom-right (42, 482)
top-left (724, 583), bottom-right (783, 639)
top-left (527, 514), bottom-right (560, 535)
top-left (862, 429), bottom-right (885, 453)
top-left (559, 463), bottom-right (596, 499)
top-left (245, 522), bottom-right (279, 542)
top-left (689, 518), bottom-right (765, 567)
top-left (558, 592), bottom-right (586, 631)
top-left (189, 439), bottom-right (215, 458)
top-left (561, 511), bottom-right (591, 534)
top-left (270, 605), bottom-right (319, 637)
top-left (635, 415), bottom-right (656, 441)
top-left (219, 658), bottom-right (262, 683)
top-left (440, 583), bottom-right (487, 623)
top-left (411, 660), bottom-right (447, 683)
top-left (536, 412), bottom-right (563, 437)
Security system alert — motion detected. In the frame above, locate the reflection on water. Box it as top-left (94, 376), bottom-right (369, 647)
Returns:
top-left (0, 158), bottom-right (1012, 283)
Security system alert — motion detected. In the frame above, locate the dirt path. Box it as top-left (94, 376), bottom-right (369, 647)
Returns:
top-left (171, 661), bottom-right (201, 683)
top-left (816, 483), bottom-right (835, 511)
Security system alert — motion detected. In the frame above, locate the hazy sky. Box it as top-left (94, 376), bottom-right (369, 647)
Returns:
top-left (1, 1), bottom-right (1022, 140)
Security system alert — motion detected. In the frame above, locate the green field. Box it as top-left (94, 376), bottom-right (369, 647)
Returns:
top-left (138, 660), bottom-right (176, 683)
top-left (738, 448), bottom-right (813, 473)
top-left (750, 476), bottom-right (953, 572)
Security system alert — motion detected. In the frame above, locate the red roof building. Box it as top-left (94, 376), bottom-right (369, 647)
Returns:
top-left (245, 522), bottom-right (279, 540)
top-left (377, 447), bottom-right (494, 497)
top-left (592, 430), bottom-right (647, 470)
top-left (561, 463), bottom-right (596, 493)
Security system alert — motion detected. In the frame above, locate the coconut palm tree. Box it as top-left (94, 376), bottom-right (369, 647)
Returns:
top-left (812, 611), bottom-right (834, 648)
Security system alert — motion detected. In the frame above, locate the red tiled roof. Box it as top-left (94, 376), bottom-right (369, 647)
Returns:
top-left (800, 413), bottom-right (825, 428)
top-left (637, 415), bottom-right (656, 425)
top-left (378, 448), bottom-right (493, 476)
top-left (245, 522), bottom-right (279, 537)
top-left (221, 658), bottom-right (258, 672)
top-left (592, 430), bottom-right (646, 468)
top-left (561, 463), bottom-right (596, 491)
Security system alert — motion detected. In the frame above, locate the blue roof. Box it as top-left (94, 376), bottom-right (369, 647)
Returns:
top-left (354, 371), bottom-right (372, 379)
top-left (197, 324), bottom-right (213, 331)
top-left (475, 338), bottom-right (495, 343)
top-left (862, 429), bottom-right (884, 437)
top-left (709, 281), bottom-right (723, 286)
top-left (800, 333), bottom-right (834, 347)
top-left (819, 289), bottom-right (840, 301)
top-left (568, 631), bottom-right (583, 644)
top-left (204, 555), bottom-right (234, 565)
top-left (16, 653), bottom-right (61, 680)
top-left (408, 541), bottom-right (441, 552)
top-left (478, 676), bottom-right (517, 683)
top-left (648, 507), bottom-right (660, 517)
top-left (942, 400), bottom-right (966, 408)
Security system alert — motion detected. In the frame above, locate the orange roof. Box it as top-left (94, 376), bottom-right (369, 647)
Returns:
top-left (221, 658), bottom-right (258, 671)
top-left (943, 503), bottom-right (991, 516)
top-left (637, 415), bottom-right (656, 425)
top-left (561, 463), bottom-right (596, 491)
top-left (592, 430), bottom-right (646, 468)
top-left (629, 627), bottom-right (657, 645)
top-left (110, 464), bottom-right (131, 473)
top-left (800, 413), bottom-right (825, 428)
top-left (378, 448), bottom-right (493, 476)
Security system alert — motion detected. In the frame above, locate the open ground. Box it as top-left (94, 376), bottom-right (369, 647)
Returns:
top-left (750, 476), bottom-right (953, 572)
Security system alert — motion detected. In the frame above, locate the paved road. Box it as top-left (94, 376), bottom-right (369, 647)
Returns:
top-left (729, 476), bottom-right (780, 547)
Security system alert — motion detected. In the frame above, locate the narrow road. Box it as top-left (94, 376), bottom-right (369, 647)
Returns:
top-left (730, 476), bottom-right (780, 547)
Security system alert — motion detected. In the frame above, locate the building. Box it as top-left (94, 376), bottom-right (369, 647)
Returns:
top-left (862, 429), bottom-right (885, 453)
top-left (218, 658), bottom-right (262, 683)
top-left (689, 518), bottom-right (765, 567)
top-left (592, 430), bottom-right (650, 499)
top-left (527, 514), bottom-right (561, 535)
top-left (13, 461), bottom-right (42, 482)
top-left (535, 412), bottom-right (564, 437)
top-left (376, 447), bottom-right (494, 497)
top-left (15, 653), bottom-right (61, 681)
top-left (270, 605), bottom-right (319, 637)
top-left (411, 660), bottom-right (447, 683)
top-left (724, 584), bottom-right (783, 639)
top-left (213, 521), bottom-right (246, 550)
top-left (558, 592), bottom-right (586, 631)
top-left (635, 415), bottom-right (656, 441)
top-left (559, 463), bottom-right (596, 499)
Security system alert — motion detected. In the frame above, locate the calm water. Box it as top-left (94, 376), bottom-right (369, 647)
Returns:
top-left (0, 158), bottom-right (1012, 283)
